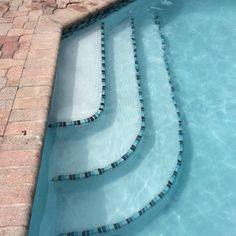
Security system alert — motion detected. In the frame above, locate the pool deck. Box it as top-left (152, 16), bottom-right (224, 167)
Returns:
top-left (0, 0), bottom-right (119, 235)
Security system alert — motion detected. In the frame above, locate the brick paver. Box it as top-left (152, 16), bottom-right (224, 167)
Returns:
top-left (0, 0), bottom-right (120, 234)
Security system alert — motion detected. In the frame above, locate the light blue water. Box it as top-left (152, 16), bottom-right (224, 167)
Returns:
top-left (29, 0), bottom-right (236, 235)
top-left (130, 0), bottom-right (236, 235)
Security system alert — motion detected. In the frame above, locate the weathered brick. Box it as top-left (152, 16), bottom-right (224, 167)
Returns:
top-left (0, 3), bottom-right (8, 15)
top-left (31, 31), bottom-right (61, 44)
top-left (0, 36), bottom-right (18, 44)
top-left (43, 5), bottom-right (57, 15)
top-left (6, 66), bottom-right (23, 86)
top-left (0, 17), bottom-right (14, 24)
top-left (0, 135), bottom-right (43, 151)
top-left (52, 8), bottom-right (88, 28)
top-left (13, 16), bottom-right (29, 28)
top-left (0, 150), bottom-right (40, 168)
top-left (30, 39), bottom-right (60, 50)
top-left (7, 28), bottom-right (34, 37)
top-left (0, 76), bottom-right (7, 89)
top-left (2, 41), bottom-right (19, 58)
top-left (13, 43), bottom-right (29, 60)
top-left (4, 10), bottom-right (28, 18)
top-left (9, 0), bottom-right (23, 8)
top-left (28, 10), bottom-right (43, 21)
top-left (68, 3), bottom-right (88, 12)
top-left (0, 59), bottom-right (24, 69)
top-left (0, 87), bottom-right (17, 100)
top-left (0, 185), bottom-right (34, 205)
top-left (0, 69), bottom-right (7, 77)
top-left (0, 108), bottom-right (11, 136)
top-left (22, 66), bottom-right (55, 78)
top-left (35, 16), bottom-right (62, 33)
top-left (31, 2), bottom-right (43, 11)
top-left (56, 0), bottom-right (69, 8)
top-left (5, 121), bottom-right (46, 136)
top-left (0, 167), bottom-right (37, 186)
top-left (13, 96), bottom-right (50, 109)
top-left (0, 23), bottom-right (12, 36)
top-left (0, 226), bottom-right (27, 236)
top-left (19, 75), bottom-right (54, 86)
top-left (18, 5), bottom-right (31, 12)
top-left (0, 119), bottom-right (7, 136)
top-left (0, 205), bottom-right (30, 227)
top-left (9, 109), bottom-right (48, 122)
top-left (24, 20), bottom-right (37, 30)
top-left (0, 99), bottom-right (13, 109)
top-left (16, 86), bottom-right (52, 97)
top-left (25, 57), bottom-right (56, 67)
top-left (9, 5), bottom-right (19, 11)
top-left (19, 34), bottom-right (32, 43)
top-left (27, 48), bottom-right (58, 59)
top-left (0, 108), bottom-right (11, 120)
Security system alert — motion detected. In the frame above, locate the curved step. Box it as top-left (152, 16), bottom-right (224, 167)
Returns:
top-left (55, 16), bottom-right (182, 236)
top-left (51, 20), bottom-right (144, 181)
top-left (48, 24), bottom-right (105, 128)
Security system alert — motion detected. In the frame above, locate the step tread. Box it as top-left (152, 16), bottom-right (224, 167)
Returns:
top-left (56, 16), bottom-right (181, 235)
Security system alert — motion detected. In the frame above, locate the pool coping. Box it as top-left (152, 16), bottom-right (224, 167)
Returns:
top-left (0, 0), bottom-right (136, 234)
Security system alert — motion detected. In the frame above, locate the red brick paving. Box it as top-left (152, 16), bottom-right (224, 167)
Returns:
top-left (0, 0), bottom-right (120, 234)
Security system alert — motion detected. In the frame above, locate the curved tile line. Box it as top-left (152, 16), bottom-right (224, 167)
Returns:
top-left (57, 15), bottom-right (184, 236)
top-left (50, 0), bottom-right (139, 128)
top-left (50, 0), bottom-right (140, 128)
top-left (48, 23), bottom-right (106, 128)
top-left (52, 18), bottom-right (145, 181)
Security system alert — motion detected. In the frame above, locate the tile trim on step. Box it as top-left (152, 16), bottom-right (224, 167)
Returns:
top-left (52, 18), bottom-right (145, 181)
top-left (57, 15), bottom-right (184, 236)
top-left (48, 23), bottom-right (106, 128)
top-left (49, 0), bottom-right (137, 128)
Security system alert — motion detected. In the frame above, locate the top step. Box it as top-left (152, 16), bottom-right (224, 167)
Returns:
top-left (48, 24), bottom-right (105, 128)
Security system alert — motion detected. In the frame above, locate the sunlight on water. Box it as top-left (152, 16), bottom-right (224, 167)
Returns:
top-left (29, 0), bottom-right (236, 235)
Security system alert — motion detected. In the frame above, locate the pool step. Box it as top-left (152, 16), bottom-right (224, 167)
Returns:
top-left (48, 24), bottom-right (105, 127)
top-left (50, 20), bottom-right (143, 180)
top-left (54, 16), bottom-right (182, 236)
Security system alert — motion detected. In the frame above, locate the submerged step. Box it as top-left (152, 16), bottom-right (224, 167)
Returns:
top-left (48, 24), bottom-right (104, 127)
top-left (51, 20), bottom-right (143, 180)
top-left (54, 16), bottom-right (181, 235)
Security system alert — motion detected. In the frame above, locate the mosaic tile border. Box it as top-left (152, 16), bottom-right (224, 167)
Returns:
top-left (49, 0), bottom-right (137, 128)
top-left (48, 23), bottom-right (106, 128)
top-left (57, 15), bottom-right (184, 236)
top-left (52, 18), bottom-right (145, 181)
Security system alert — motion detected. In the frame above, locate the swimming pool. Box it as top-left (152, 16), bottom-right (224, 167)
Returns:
top-left (29, 0), bottom-right (236, 235)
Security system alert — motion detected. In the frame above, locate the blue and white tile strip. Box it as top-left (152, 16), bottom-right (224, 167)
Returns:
top-left (48, 23), bottom-right (106, 128)
top-left (52, 18), bottom-right (145, 181)
top-left (49, 0), bottom-right (139, 128)
top-left (57, 16), bottom-right (184, 236)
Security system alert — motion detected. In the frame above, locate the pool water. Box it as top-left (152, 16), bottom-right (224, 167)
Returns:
top-left (29, 0), bottom-right (236, 235)
top-left (147, 0), bottom-right (236, 235)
